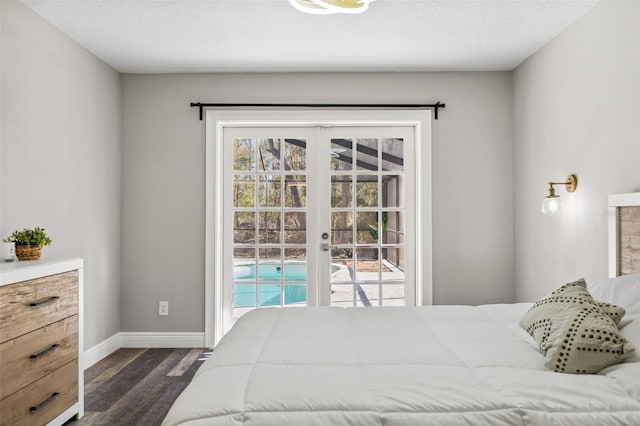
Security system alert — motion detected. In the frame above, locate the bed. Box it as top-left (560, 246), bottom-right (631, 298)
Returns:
top-left (163, 194), bottom-right (640, 425)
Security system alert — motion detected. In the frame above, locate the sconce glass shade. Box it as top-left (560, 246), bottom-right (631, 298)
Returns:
top-left (541, 196), bottom-right (561, 216)
top-left (540, 174), bottom-right (577, 216)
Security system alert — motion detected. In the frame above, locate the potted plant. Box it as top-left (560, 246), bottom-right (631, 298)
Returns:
top-left (3, 227), bottom-right (52, 260)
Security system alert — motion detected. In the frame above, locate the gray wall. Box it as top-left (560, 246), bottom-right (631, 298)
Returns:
top-left (121, 72), bottom-right (514, 332)
top-left (0, 1), bottom-right (122, 350)
top-left (6, 0), bottom-right (639, 344)
top-left (513, 1), bottom-right (640, 302)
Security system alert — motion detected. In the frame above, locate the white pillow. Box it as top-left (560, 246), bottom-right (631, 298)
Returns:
top-left (588, 274), bottom-right (640, 315)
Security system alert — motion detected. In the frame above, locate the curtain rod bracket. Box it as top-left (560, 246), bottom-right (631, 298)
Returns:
top-left (190, 102), bottom-right (445, 121)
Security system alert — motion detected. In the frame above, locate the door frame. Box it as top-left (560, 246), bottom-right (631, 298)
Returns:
top-left (205, 110), bottom-right (433, 347)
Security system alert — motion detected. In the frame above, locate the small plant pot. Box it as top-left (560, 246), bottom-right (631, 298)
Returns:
top-left (15, 245), bottom-right (42, 261)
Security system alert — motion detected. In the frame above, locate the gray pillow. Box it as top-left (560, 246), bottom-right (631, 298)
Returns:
top-left (520, 278), bottom-right (634, 374)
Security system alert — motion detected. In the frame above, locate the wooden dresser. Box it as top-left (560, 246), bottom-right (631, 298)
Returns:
top-left (0, 259), bottom-right (84, 426)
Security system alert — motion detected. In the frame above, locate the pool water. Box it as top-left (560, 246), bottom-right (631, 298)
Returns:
top-left (232, 262), bottom-right (339, 307)
top-left (233, 283), bottom-right (307, 307)
top-left (234, 262), bottom-right (307, 282)
top-left (233, 262), bottom-right (308, 307)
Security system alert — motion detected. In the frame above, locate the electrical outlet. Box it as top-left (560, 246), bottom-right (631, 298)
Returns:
top-left (159, 300), bottom-right (169, 316)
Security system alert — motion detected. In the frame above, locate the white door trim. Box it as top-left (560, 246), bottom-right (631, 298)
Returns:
top-left (205, 110), bottom-right (433, 347)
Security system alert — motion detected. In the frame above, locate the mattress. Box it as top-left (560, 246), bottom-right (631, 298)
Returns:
top-left (163, 304), bottom-right (640, 425)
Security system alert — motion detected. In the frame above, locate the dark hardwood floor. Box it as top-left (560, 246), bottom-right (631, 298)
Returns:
top-left (65, 348), bottom-right (209, 425)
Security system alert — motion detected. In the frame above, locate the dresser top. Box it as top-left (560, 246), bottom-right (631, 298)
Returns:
top-left (0, 258), bottom-right (83, 286)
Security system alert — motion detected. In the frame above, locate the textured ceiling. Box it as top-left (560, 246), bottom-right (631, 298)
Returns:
top-left (22, 0), bottom-right (598, 73)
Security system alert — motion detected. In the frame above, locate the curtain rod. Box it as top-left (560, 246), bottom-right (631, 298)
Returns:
top-left (189, 101), bottom-right (445, 120)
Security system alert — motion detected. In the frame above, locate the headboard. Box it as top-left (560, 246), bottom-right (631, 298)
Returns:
top-left (609, 192), bottom-right (640, 277)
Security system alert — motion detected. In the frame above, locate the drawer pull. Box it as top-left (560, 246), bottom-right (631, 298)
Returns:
top-left (29, 296), bottom-right (60, 307)
top-left (30, 343), bottom-right (60, 359)
top-left (29, 392), bottom-right (60, 412)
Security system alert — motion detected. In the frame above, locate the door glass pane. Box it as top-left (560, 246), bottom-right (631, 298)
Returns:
top-left (356, 212), bottom-right (377, 244)
top-left (331, 250), bottom-right (353, 284)
top-left (233, 284), bottom-right (256, 307)
top-left (259, 284), bottom-right (281, 306)
top-left (284, 247), bottom-right (306, 260)
top-left (284, 212), bottom-right (306, 244)
top-left (233, 175), bottom-right (255, 208)
top-left (234, 138), bottom-right (255, 171)
top-left (258, 139), bottom-right (281, 171)
top-left (381, 138), bottom-right (404, 171)
top-left (258, 247), bottom-right (281, 262)
top-left (331, 139), bottom-right (353, 171)
top-left (356, 176), bottom-right (378, 207)
top-left (356, 138), bottom-right (378, 171)
top-left (382, 284), bottom-right (405, 306)
top-left (382, 175), bottom-right (402, 208)
top-left (258, 212), bottom-right (281, 244)
top-left (331, 212), bottom-right (353, 245)
top-left (356, 284), bottom-right (379, 307)
top-left (259, 175), bottom-right (282, 207)
top-left (331, 176), bottom-right (352, 208)
top-left (284, 285), bottom-right (307, 306)
top-left (331, 284), bottom-right (354, 307)
top-left (233, 248), bottom-right (255, 281)
top-left (234, 212), bottom-right (255, 244)
top-left (382, 211), bottom-right (404, 244)
top-left (382, 247), bottom-right (405, 282)
top-left (284, 139), bottom-right (307, 171)
top-left (283, 260), bottom-right (306, 282)
top-left (355, 247), bottom-right (379, 282)
top-left (285, 175), bottom-right (306, 207)
top-left (256, 251), bottom-right (282, 283)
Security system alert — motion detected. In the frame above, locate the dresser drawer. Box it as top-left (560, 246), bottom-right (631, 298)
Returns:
top-left (0, 316), bottom-right (78, 400)
top-left (0, 271), bottom-right (78, 343)
top-left (0, 359), bottom-right (78, 426)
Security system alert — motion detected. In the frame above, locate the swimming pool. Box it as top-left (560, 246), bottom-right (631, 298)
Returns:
top-left (233, 261), bottom-right (339, 307)
top-left (234, 261), bottom-right (308, 282)
top-left (233, 283), bottom-right (307, 307)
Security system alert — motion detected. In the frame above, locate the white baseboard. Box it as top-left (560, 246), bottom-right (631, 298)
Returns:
top-left (83, 332), bottom-right (121, 370)
top-left (120, 332), bottom-right (206, 348)
top-left (83, 332), bottom-right (206, 370)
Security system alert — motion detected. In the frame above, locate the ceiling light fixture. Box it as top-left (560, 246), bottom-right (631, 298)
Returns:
top-left (541, 174), bottom-right (578, 216)
top-left (289, 0), bottom-right (375, 15)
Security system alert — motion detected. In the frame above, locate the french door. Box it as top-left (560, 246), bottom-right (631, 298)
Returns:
top-left (220, 124), bottom-right (416, 334)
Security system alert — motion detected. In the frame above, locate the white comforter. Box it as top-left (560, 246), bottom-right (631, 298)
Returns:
top-left (163, 305), bottom-right (640, 425)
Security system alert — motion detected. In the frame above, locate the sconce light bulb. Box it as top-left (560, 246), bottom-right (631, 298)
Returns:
top-left (541, 196), bottom-right (561, 216)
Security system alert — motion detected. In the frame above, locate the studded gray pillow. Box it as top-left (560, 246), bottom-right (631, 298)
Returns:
top-left (520, 278), bottom-right (634, 374)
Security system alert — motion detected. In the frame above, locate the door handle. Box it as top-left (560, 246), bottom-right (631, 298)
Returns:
top-left (320, 243), bottom-right (337, 252)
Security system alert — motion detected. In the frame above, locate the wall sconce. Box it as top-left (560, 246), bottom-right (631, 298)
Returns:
top-left (541, 174), bottom-right (577, 216)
